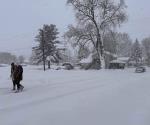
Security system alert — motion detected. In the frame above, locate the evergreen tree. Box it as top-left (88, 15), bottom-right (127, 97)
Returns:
top-left (32, 24), bottom-right (61, 70)
top-left (130, 39), bottom-right (143, 66)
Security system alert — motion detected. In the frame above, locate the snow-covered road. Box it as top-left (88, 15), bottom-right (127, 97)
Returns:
top-left (0, 66), bottom-right (150, 125)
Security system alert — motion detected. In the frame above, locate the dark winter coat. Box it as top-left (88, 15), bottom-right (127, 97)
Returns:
top-left (12, 65), bottom-right (23, 81)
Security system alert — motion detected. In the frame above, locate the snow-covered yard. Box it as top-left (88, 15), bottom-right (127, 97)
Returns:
top-left (0, 66), bottom-right (150, 125)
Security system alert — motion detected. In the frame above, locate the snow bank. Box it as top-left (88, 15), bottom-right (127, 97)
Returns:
top-left (110, 59), bottom-right (126, 64)
top-left (0, 64), bottom-right (9, 67)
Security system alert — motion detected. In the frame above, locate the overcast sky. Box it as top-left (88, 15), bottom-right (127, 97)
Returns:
top-left (0, 0), bottom-right (150, 57)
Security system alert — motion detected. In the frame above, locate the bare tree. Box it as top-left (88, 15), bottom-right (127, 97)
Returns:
top-left (115, 33), bottom-right (132, 57)
top-left (103, 31), bottom-right (118, 55)
top-left (66, 0), bottom-right (127, 68)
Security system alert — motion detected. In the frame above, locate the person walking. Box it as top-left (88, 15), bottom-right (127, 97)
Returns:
top-left (11, 63), bottom-right (24, 92)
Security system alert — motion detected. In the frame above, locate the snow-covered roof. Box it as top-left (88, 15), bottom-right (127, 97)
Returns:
top-left (117, 57), bottom-right (129, 62)
top-left (80, 54), bottom-right (92, 63)
top-left (110, 57), bottom-right (130, 64)
top-left (110, 60), bottom-right (126, 64)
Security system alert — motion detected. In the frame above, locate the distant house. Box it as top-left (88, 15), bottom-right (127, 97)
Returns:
top-left (117, 57), bottom-right (138, 67)
top-left (79, 51), bottom-right (117, 70)
top-left (108, 57), bottom-right (132, 69)
top-left (104, 51), bottom-right (117, 69)
top-left (109, 59), bottom-right (126, 69)
top-left (117, 57), bottom-right (130, 63)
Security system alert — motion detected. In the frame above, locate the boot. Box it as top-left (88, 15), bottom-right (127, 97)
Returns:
top-left (20, 85), bottom-right (24, 91)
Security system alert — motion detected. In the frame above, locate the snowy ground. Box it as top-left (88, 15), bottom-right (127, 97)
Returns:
top-left (0, 65), bottom-right (150, 125)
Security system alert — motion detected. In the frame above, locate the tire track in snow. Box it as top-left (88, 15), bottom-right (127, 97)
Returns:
top-left (0, 78), bottom-right (106, 113)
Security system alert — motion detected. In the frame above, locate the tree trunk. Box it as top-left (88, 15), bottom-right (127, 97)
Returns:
top-left (48, 61), bottom-right (51, 69)
top-left (100, 32), bottom-right (105, 69)
top-left (96, 48), bottom-right (102, 69)
top-left (41, 29), bottom-right (46, 71)
top-left (96, 32), bottom-right (105, 69)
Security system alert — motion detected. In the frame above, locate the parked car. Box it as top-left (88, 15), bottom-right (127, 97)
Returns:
top-left (62, 63), bottom-right (74, 70)
top-left (135, 66), bottom-right (146, 73)
top-left (55, 66), bottom-right (65, 70)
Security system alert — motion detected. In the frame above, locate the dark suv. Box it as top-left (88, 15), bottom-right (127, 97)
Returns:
top-left (135, 66), bottom-right (146, 73)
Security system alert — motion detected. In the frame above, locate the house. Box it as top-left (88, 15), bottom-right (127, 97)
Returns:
top-left (104, 51), bottom-right (117, 69)
top-left (79, 51), bottom-right (117, 70)
top-left (109, 57), bottom-right (131, 69)
top-left (109, 59), bottom-right (126, 69)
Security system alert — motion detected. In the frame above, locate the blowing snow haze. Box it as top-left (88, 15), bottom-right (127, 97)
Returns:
top-left (0, 0), bottom-right (150, 57)
top-left (0, 0), bottom-right (74, 57)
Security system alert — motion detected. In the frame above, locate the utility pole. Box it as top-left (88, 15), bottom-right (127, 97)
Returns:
top-left (41, 29), bottom-right (46, 71)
